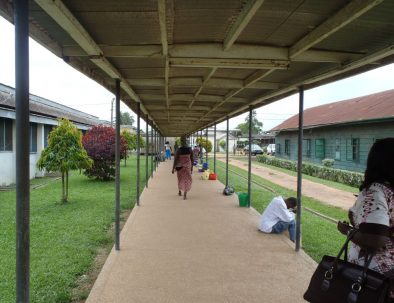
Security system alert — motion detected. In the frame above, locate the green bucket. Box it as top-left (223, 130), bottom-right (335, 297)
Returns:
top-left (238, 193), bottom-right (248, 207)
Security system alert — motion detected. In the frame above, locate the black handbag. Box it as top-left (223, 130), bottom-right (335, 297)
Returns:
top-left (303, 230), bottom-right (391, 303)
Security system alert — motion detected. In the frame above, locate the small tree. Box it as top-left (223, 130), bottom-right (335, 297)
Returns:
top-left (37, 119), bottom-right (92, 203)
top-left (236, 110), bottom-right (263, 136)
top-left (121, 130), bottom-right (145, 166)
top-left (83, 125), bottom-right (126, 180)
top-left (219, 140), bottom-right (226, 151)
top-left (196, 137), bottom-right (212, 153)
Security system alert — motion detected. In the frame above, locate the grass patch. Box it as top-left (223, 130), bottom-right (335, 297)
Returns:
top-left (213, 160), bottom-right (349, 262)
top-left (231, 156), bottom-right (358, 193)
top-left (0, 155), bottom-right (153, 303)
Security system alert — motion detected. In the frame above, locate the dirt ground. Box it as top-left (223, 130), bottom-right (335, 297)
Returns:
top-left (217, 157), bottom-right (357, 211)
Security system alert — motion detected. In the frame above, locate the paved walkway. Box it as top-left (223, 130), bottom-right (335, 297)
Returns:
top-left (218, 157), bottom-right (356, 210)
top-left (86, 161), bottom-right (316, 303)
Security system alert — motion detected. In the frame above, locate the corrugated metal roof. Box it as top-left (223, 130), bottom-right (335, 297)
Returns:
top-left (0, 83), bottom-right (101, 126)
top-left (272, 89), bottom-right (394, 131)
top-left (0, 0), bottom-right (393, 136)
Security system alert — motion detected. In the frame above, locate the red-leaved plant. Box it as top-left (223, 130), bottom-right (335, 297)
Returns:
top-left (82, 125), bottom-right (126, 180)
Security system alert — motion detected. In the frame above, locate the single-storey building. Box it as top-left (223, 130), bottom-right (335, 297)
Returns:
top-left (0, 83), bottom-right (102, 186)
top-left (271, 89), bottom-right (394, 172)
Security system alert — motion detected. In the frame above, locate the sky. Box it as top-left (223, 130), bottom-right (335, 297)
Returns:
top-left (1, 16), bottom-right (394, 133)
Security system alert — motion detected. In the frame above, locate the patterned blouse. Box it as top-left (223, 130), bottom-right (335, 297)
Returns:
top-left (348, 182), bottom-right (394, 297)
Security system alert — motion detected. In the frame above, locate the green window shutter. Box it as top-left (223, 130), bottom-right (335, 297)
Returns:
top-left (30, 123), bottom-right (37, 153)
top-left (346, 138), bottom-right (352, 161)
top-left (315, 139), bottom-right (325, 158)
top-left (352, 138), bottom-right (360, 162)
top-left (285, 140), bottom-right (290, 156)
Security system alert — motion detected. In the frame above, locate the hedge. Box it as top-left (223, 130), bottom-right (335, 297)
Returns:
top-left (256, 154), bottom-right (363, 188)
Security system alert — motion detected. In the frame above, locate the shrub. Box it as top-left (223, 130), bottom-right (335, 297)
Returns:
top-left (256, 154), bottom-right (363, 188)
top-left (82, 125), bottom-right (126, 180)
top-left (219, 140), bottom-right (226, 150)
top-left (322, 158), bottom-right (335, 167)
top-left (196, 137), bottom-right (212, 153)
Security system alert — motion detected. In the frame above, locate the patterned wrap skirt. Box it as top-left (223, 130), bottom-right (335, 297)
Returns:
top-left (177, 154), bottom-right (192, 192)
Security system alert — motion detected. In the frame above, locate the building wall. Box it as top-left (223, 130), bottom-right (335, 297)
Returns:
top-left (0, 118), bottom-right (90, 186)
top-left (274, 121), bottom-right (394, 172)
top-left (0, 119), bottom-right (15, 186)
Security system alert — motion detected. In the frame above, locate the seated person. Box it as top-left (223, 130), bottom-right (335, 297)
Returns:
top-left (259, 196), bottom-right (297, 242)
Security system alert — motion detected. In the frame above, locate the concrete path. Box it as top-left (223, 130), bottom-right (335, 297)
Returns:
top-left (218, 157), bottom-right (357, 211)
top-left (86, 161), bottom-right (316, 303)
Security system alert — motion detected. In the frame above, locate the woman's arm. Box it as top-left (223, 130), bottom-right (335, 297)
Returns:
top-left (337, 221), bottom-right (390, 252)
top-left (172, 150), bottom-right (179, 173)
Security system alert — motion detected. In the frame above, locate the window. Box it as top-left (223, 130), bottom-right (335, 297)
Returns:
top-left (346, 138), bottom-right (359, 162)
top-left (335, 138), bottom-right (341, 160)
top-left (285, 139), bottom-right (290, 156)
top-left (44, 125), bottom-right (54, 147)
top-left (315, 139), bottom-right (325, 158)
top-left (276, 143), bottom-right (281, 155)
top-left (30, 123), bottom-right (37, 153)
top-left (302, 139), bottom-right (311, 157)
top-left (0, 117), bottom-right (13, 151)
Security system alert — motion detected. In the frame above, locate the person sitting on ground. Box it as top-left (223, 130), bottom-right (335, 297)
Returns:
top-left (259, 196), bottom-right (297, 242)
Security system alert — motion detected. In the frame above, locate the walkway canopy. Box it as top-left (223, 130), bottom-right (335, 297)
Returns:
top-left (1, 0), bottom-right (394, 136)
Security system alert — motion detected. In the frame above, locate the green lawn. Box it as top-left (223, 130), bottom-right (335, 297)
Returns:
top-left (0, 155), bottom-right (152, 303)
top-left (213, 160), bottom-right (349, 262)
top-left (231, 156), bottom-right (359, 193)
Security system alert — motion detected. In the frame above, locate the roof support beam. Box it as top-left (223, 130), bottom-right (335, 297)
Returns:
top-left (158, 0), bottom-right (168, 57)
top-left (197, 69), bottom-right (274, 122)
top-left (289, 0), bottom-right (383, 58)
top-left (130, 77), bottom-right (282, 90)
top-left (34, 0), bottom-right (152, 117)
top-left (223, 0), bottom-right (265, 51)
top-left (170, 57), bottom-right (289, 69)
top-left (189, 68), bottom-right (217, 108)
top-left (158, 0), bottom-right (170, 120)
top-left (62, 43), bottom-right (363, 63)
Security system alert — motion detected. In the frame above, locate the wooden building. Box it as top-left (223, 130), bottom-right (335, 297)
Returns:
top-left (272, 89), bottom-right (394, 172)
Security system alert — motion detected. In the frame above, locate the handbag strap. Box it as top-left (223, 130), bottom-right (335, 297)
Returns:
top-left (332, 229), bottom-right (358, 271)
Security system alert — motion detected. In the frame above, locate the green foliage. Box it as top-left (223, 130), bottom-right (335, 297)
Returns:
top-left (121, 130), bottom-right (145, 151)
top-left (196, 137), bottom-right (212, 153)
top-left (174, 137), bottom-right (181, 149)
top-left (1, 156), bottom-right (151, 302)
top-left (322, 158), bottom-right (335, 167)
top-left (256, 154), bottom-right (364, 188)
top-left (219, 140), bottom-right (226, 150)
top-left (236, 110), bottom-right (263, 135)
top-left (37, 118), bottom-right (92, 202)
top-left (119, 111), bottom-right (134, 125)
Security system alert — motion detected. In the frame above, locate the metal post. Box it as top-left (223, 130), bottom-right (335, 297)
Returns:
top-left (248, 107), bottom-right (252, 208)
top-left (150, 124), bottom-right (153, 177)
top-left (146, 118), bottom-right (149, 188)
top-left (15, 1), bottom-right (30, 300)
top-left (226, 117), bottom-right (229, 188)
top-left (205, 127), bottom-right (208, 163)
top-left (296, 86), bottom-right (304, 251)
top-left (199, 130), bottom-right (202, 164)
top-left (136, 103), bottom-right (140, 206)
top-left (115, 79), bottom-right (121, 251)
top-left (154, 129), bottom-right (157, 170)
top-left (214, 124), bottom-right (216, 173)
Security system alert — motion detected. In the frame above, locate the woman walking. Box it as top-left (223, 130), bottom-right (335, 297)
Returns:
top-left (172, 136), bottom-right (194, 200)
top-left (338, 138), bottom-right (394, 301)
